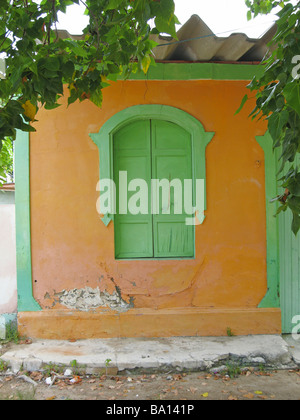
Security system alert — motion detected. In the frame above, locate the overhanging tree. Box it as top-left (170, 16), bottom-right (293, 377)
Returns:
top-left (244, 0), bottom-right (300, 234)
top-left (2, 0), bottom-right (300, 235)
top-left (0, 0), bottom-right (178, 181)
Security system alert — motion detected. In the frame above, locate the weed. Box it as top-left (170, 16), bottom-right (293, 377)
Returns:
top-left (0, 358), bottom-right (8, 372)
top-left (70, 359), bottom-right (78, 368)
top-left (0, 320), bottom-right (20, 344)
top-left (258, 363), bottom-right (266, 373)
top-left (226, 327), bottom-right (235, 337)
top-left (225, 362), bottom-right (241, 378)
top-left (70, 359), bottom-right (86, 375)
top-left (105, 358), bottom-right (112, 375)
top-left (70, 359), bottom-right (80, 375)
top-left (44, 362), bottom-right (64, 377)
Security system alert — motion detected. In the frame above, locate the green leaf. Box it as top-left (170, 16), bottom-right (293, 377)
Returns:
top-left (235, 94), bottom-right (248, 115)
top-left (64, 40), bottom-right (88, 58)
top-left (288, 196), bottom-right (300, 212)
top-left (292, 211), bottom-right (300, 235)
top-left (141, 54), bottom-right (151, 75)
top-left (106, 0), bottom-right (124, 10)
top-left (44, 57), bottom-right (60, 72)
top-left (90, 88), bottom-right (103, 108)
top-left (44, 102), bottom-right (61, 110)
top-left (155, 15), bottom-right (177, 38)
top-left (158, 0), bottom-right (175, 19)
top-left (261, 84), bottom-right (278, 108)
top-left (62, 61), bottom-right (75, 80)
top-left (68, 89), bottom-right (78, 106)
top-left (19, 122), bottom-right (36, 133)
top-left (287, 174), bottom-right (300, 196)
top-left (283, 82), bottom-right (300, 117)
top-left (268, 109), bottom-right (289, 142)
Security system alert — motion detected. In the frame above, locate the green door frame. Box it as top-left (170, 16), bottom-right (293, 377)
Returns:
top-left (15, 130), bottom-right (41, 311)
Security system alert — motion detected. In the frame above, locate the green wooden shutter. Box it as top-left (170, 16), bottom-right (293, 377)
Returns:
top-left (114, 120), bottom-right (153, 259)
top-left (113, 119), bottom-right (194, 259)
top-left (151, 120), bottom-right (194, 258)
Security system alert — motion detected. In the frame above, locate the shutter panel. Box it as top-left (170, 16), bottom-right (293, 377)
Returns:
top-left (113, 120), bottom-right (153, 259)
top-left (151, 120), bottom-right (194, 258)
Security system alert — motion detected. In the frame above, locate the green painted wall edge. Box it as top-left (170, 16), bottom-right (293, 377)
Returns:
top-left (256, 131), bottom-right (280, 308)
top-left (15, 130), bottom-right (41, 312)
top-left (90, 104), bottom-right (215, 227)
top-left (123, 63), bottom-right (263, 81)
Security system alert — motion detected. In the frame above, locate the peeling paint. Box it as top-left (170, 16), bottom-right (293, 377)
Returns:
top-left (58, 287), bottom-right (134, 312)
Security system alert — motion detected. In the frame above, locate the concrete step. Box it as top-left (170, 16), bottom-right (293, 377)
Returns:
top-left (1, 335), bottom-right (299, 375)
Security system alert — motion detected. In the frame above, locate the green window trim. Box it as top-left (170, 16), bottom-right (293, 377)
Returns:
top-left (15, 130), bottom-right (41, 311)
top-left (123, 63), bottom-right (263, 81)
top-left (89, 105), bottom-right (215, 229)
top-left (255, 131), bottom-right (280, 308)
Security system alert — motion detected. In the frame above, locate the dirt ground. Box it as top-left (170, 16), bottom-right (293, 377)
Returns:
top-left (1, 369), bottom-right (300, 401)
top-left (1, 343), bottom-right (300, 401)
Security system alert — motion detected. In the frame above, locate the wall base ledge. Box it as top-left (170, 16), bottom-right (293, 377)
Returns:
top-left (17, 307), bottom-right (281, 340)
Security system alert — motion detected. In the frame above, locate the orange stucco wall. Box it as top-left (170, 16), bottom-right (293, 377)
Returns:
top-left (22, 78), bottom-right (281, 338)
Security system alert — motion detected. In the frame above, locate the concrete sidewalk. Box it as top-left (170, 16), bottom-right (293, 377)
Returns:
top-left (1, 335), bottom-right (300, 374)
top-left (1, 335), bottom-right (300, 373)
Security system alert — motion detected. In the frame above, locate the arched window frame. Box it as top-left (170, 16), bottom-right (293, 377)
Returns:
top-left (89, 105), bottom-right (214, 227)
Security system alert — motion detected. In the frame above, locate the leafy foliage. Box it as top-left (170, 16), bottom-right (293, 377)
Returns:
top-left (0, 0), bottom-right (177, 146)
top-left (244, 0), bottom-right (300, 234)
top-left (0, 136), bottom-right (13, 182)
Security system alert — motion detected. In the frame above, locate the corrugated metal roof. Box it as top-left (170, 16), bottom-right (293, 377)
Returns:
top-left (0, 183), bottom-right (15, 191)
top-left (57, 14), bottom-right (276, 63)
top-left (0, 14), bottom-right (276, 76)
top-left (151, 14), bottom-right (277, 63)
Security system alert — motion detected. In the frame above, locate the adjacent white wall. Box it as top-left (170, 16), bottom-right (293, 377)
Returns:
top-left (0, 200), bottom-right (17, 315)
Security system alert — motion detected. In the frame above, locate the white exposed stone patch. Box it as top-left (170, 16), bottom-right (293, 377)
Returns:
top-left (58, 287), bottom-right (133, 312)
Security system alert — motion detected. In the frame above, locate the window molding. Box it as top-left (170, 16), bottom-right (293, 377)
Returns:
top-left (255, 131), bottom-right (280, 308)
top-left (89, 105), bottom-right (215, 227)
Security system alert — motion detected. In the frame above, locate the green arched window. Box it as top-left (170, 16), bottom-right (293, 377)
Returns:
top-left (90, 105), bottom-right (214, 260)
